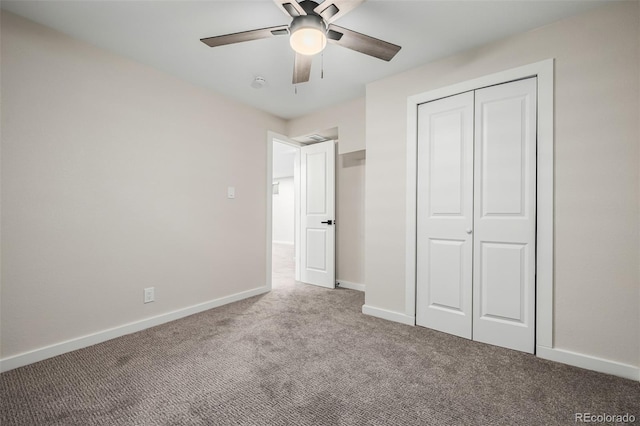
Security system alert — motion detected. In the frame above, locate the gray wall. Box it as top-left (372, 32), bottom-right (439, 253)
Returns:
top-left (335, 152), bottom-right (365, 286)
top-left (1, 12), bottom-right (286, 358)
top-left (287, 99), bottom-right (367, 286)
top-left (365, 2), bottom-right (639, 367)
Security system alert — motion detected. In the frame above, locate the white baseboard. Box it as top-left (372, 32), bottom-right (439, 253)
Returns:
top-left (336, 280), bottom-right (365, 292)
top-left (537, 345), bottom-right (640, 381)
top-left (362, 304), bottom-right (415, 326)
top-left (0, 286), bottom-right (270, 373)
top-left (272, 240), bottom-right (294, 246)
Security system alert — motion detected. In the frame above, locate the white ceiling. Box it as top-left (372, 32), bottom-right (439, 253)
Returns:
top-left (2, 0), bottom-right (611, 120)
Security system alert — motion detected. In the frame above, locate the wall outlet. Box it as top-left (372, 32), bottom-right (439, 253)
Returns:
top-left (143, 287), bottom-right (155, 304)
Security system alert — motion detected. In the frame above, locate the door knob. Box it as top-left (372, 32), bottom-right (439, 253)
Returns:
top-left (466, 229), bottom-right (472, 234)
top-left (321, 220), bottom-right (334, 225)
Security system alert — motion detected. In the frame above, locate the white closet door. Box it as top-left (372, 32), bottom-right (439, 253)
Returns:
top-left (472, 78), bottom-right (537, 353)
top-left (416, 92), bottom-right (474, 339)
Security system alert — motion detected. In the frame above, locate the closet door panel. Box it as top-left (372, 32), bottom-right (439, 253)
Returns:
top-left (416, 92), bottom-right (474, 339)
top-left (472, 78), bottom-right (537, 354)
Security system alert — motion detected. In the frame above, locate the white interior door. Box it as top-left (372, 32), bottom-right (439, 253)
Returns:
top-left (300, 140), bottom-right (335, 288)
top-left (416, 92), bottom-right (474, 339)
top-left (472, 78), bottom-right (537, 353)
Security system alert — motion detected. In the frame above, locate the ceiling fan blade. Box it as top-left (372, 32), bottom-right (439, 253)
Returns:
top-left (273, 0), bottom-right (307, 17)
top-left (201, 25), bottom-right (289, 48)
top-left (327, 24), bottom-right (401, 61)
top-left (314, 0), bottom-right (365, 23)
top-left (293, 52), bottom-right (313, 84)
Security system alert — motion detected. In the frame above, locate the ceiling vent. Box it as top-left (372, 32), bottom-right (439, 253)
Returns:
top-left (307, 134), bottom-right (329, 142)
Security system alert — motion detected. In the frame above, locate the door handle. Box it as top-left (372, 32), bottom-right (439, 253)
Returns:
top-left (466, 229), bottom-right (472, 234)
top-left (321, 220), bottom-right (334, 225)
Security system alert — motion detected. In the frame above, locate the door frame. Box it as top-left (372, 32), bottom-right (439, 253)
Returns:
top-left (405, 59), bottom-right (554, 350)
top-left (267, 131), bottom-right (303, 290)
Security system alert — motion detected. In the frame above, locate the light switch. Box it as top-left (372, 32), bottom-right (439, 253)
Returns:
top-left (227, 186), bottom-right (235, 199)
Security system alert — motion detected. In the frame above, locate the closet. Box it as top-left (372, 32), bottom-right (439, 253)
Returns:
top-left (416, 78), bottom-right (537, 353)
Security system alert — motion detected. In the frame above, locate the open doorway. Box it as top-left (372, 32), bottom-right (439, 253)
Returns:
top-left (271, 139), bottom-right (299, 290)
top-left (267, 130), bottom-right (338, 292)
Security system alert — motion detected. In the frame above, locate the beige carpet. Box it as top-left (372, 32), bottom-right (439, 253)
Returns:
top-left (1, 243), bottom-right (638, 425)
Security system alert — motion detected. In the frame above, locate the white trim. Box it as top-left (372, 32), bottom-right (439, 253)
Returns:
top-left (534, 61), bottom-right (555, 348)
top-left (537, 346), bottom-right (640, 382)
top-left (266, 133), bottom-right (274, 292)
top-left (405, 59), bottom-right (554, 344)
top-left (0, 286), bottom-right (269, 373)
top-left (294, 148), bottom-right (301, 281)
top-left (336, 280), bottom-right (365, 292)
top-left (362, 305), bottom-right (415, 326)
top-left (272, 240), bottom-right (294, 246)
top-left (405, 98), bottom-right (418, 323)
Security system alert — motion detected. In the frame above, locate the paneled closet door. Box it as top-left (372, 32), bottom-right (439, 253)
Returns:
top-left (416, 92), bottom-right (474, 339)
top-left (472, 78), bottom-right (537, 353)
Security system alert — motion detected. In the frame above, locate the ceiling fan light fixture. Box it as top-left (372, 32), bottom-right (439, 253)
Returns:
top-left (289, 15), bottom-right (327, 56)
top-left (290, 28), bottom-right (326, 55)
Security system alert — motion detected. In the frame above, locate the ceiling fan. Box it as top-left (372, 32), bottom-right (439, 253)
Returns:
top-left (200, 0), bottom-right (402, 84)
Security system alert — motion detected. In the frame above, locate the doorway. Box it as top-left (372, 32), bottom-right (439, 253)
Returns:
top-left (267, 133), bottom-right (337, 291)
top-left (271, 139), bottom-right (299, 290)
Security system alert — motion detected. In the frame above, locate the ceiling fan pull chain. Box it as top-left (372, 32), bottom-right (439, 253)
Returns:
top-left (295, 85), bottom-right (298, 95)
top-left (321, 52), bottom-right (324, 79)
